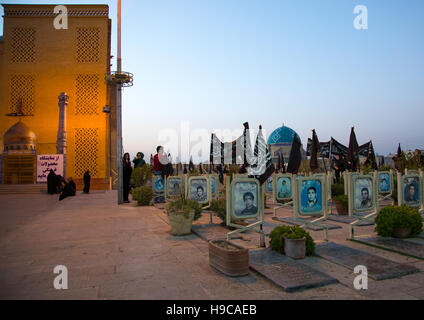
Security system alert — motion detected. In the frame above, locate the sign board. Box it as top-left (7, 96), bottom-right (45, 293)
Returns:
top-left (166, 176), bottom-right (183, 198)
top-left (36, 155), bottom-right (64, 183)
top-left (378, 171), bottom-right (392, 195)
top-left (294, 175), bottom-right (328, 217)
top-left (398, 173), bottom-right (421, 209)
top-left (350, 174), bottom-right (377, 214)
top-left (231, 177), bottom-right (261, 220)
top-left (187, 176), bottom-right (210, 204)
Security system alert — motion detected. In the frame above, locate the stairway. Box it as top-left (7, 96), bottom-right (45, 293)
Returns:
top-left (0, 184), bottom-right (46, 195)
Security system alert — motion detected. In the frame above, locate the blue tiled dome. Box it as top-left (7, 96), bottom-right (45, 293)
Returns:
top-left (268, 126), bottom-right (301, 145)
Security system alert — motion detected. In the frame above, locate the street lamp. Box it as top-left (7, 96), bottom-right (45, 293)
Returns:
top-left (105, 0), bottom-right (133, 204)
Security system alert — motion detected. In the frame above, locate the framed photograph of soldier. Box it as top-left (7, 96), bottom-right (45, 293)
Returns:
top-left (293, 175), bottom-right (327, 217)
top-left (347, 174), bottom-right (378, 215)
top-left (397, 173), bottom-right (421, 208)
top-left (166, 176), bottom-right (183, 198)
top-left (231, 178), bottom-right (260, 220)
top-left (153, 176), bottom-right (165, 193)
top-left (378, 171), bottom-right (392, 194)
top-left (273, 174), bottom-right (293, 201)
top-left (187, 176), bottom-right (210, 204)
top-left (209, 174), bottom-right (219, 198)
top-left (266, 176), bottom-right (273, 193)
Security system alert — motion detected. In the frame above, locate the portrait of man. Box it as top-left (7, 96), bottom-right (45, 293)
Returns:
top-left (155, 177), bottom-right (164, 191)
top-left (168, 179), bottom-right (181, 196)
top-left (300, 180), bottom-right (322, 214)
top-left (277, 177), bottom-right (292, 199)
top-left (240, 192), bottom-right (258, 215)
top-left (211, 177), bottom-right (216, 194)
top-left (360, 188), bottom-right (372, 209)
top-left (378, 173), bottom-right (390, 193)
top-left (404, 181), bottom-right (419, 206)
top-left (233, 181), bottom-right (259, 218)
top-left (354, 177), bottom-right (373, 211)
top-left (189, 178), bottom-right (208, 203)
top-left (266, 177), bottom-right (273, 193)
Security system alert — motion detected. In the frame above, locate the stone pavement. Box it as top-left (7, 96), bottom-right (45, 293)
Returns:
top-left (0, 191), bottom-right (423, 300)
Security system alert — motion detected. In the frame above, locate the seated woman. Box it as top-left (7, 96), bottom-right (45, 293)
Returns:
top-left (59, 178), bottom-right (77, 201)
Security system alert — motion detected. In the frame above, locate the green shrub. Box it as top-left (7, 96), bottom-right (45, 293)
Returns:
top-left (331, 183), bottom-right (345, 197)
top-left (132, 186), bottom-right (153, 206)
top-left (378, 165), bottom-right (393, 172)
top-left (375, 205), bottom-right (423, 238)
top-left (269, 225), bottom-right (315, 256)
top-left (166, 194), bottom-right (202, 221)
top-left (131, 164), bottom-right (153, 187)
top-left (334, 194), bottom-right (348, 211)
top-left (210, 199), bottom-right (227, 224)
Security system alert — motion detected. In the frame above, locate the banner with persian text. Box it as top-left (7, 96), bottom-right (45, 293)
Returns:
top-left (37, 155), bottom-right (64, 183)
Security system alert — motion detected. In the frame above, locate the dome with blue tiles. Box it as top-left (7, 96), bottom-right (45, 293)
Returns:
top-left (268, 125), bottom-right (301, 145)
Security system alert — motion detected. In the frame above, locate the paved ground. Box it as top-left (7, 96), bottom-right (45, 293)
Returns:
top-left (0, 191), bottom-right (423, 300)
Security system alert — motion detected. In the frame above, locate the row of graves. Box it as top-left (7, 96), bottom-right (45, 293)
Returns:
top-left (149, 169), bottom-right (424, 292)
top-left (148, 125), bottom-right (424, 292)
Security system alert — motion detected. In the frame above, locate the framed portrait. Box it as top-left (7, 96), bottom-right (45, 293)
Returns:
top-left (378, 172), bottom-right (391, 194)
top-left (274, 174), bottom-right (293, 200)
top-left (402, 175), bottom-right (421, 208)
top-left (166, 177), bottom-right (183, 197)
top-left (266, 176), bottom-right (273, 193)
top-left (153, 176), bottom-right (165, 193)
top-left (352, 175), bottom-right (375, 213)
top-left (209, 174), bottom-right (219, 197)
top-left (298, 178), bottom-right (323, 216)
top-left (188, 177), bottom-right (209, 204)
top-left (232, 178), bottom-right (260, 220)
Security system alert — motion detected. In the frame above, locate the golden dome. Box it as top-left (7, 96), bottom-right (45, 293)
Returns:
top-left (3, 121), bottom-right (37, 150)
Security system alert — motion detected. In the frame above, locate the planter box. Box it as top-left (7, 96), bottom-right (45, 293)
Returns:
top-left (393, 227), bottom-right (412, 239)
top-left (167, 211), bottom-right (194, 236)
top-left (283, 237), bottom-right (306, 260)
top-left (334, 199), bottom-right (348, 215)
top-left (209, 240), bottom-right (249, 277)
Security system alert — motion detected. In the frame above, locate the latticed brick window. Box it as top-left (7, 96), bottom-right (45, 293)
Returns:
top-left (76, 27), bottom-right (100, 63)
top-left (9, 75), bottom-right (35, 115)
top-left (11, 28), bottom-right (36, 63)
top-left (75, 74), bottom-right (100, 115)
top-left (74, 128), bottom-right (99, 177)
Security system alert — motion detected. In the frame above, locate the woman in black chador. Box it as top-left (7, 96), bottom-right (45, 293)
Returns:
top-left (59, 178), bottom-right (76, 201)
top-left (83, 170), bottom-right (91, 194)
top-left (123, 153), bottom-right (132, 203)
top-left (47, 169), bottom-right (57, 195)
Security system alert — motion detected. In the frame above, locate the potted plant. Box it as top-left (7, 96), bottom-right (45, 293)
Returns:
top-left (269, 225), bottom-right (315, 259)
top-left (375, 205), bottom-right (423, 239)
top-left (209, 240), bottom-right (249, 277)
top-left (131, 186), bottom-right (154, 206)
top-left (166, 194), bottom-right (202, 236)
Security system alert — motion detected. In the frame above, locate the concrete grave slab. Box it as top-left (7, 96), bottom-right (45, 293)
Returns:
top-left (353, 237), bottom-right (424, 260)
top-left (327, 214), bottom-right (374, 226)
top-left (316, 242), bottom-right (420, 280)
top-left (249, 249), bottom-right (338, 292)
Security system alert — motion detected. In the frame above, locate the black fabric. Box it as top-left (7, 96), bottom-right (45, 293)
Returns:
top-left (287, 134), bottom-right (302, 174)
top-left (347, 127), bottom-right (359, 172)
top-left (307, 139), bottom-right (331, 159)
top-left (248, 126), bottom-right (275, 185)
top-left (56, 175), bottom-right (64, 194)
top-left (59, 180), bottom-right (76, 201)
top-left (310, 130), bottom-right (320, 171)
top-left (123, 159), bottom-right (132, 202)
top-left (183, 164), bottom-right (188, 174)
top-left (189, 158), bottom-right (195, 173)
top-left (47, 170), bottom-right (57, 195)
top-left (83, 171), bottom-right (91, 194)
top-left (330, 138), bottom-right (348, 157)
top-left (358, 141), bottom-right (377, 170)
top-left (397, 144), bottom-right (402, 158)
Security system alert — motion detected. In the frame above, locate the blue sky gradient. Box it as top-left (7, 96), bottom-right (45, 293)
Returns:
top-left (1, 0), bottom-right (423, 161)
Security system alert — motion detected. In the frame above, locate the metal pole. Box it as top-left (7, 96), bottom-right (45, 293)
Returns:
top-left (116, 0), bottom-right (123, 204)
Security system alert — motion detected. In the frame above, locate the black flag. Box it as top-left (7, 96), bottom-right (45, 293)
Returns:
top-left (310, 129), bottom-right (320, 171)
top-left (189, 157), bottom-right (194, 173)
top-left (287, 134), bottom-right (302, 174)
top-left (248, 125), bottom-right (275, 185)
top-left (347, 127), bottom-right (359, 172)
top-left (397, 143), bottom-right (402, 158)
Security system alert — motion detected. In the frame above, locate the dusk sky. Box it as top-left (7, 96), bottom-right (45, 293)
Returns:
top-left (1, 0), bottom-right (423, 162)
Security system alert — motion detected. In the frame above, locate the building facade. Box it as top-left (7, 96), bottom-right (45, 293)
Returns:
top-left (267, 125), bottom-right (306, 165)
top-left (0, 4), bottom-right (116, 188)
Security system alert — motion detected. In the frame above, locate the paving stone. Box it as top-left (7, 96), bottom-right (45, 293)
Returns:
top-left (249, 249), bottom-right (338, 292)
top-left (316, 242), bottom-right (420, 280)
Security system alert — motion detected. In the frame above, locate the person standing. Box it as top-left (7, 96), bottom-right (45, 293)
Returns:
top-left (332, 154), bottom-right (346, 183)
top-left (83, 170), bottom-right (91, 194)
top-left (47, 169), bottom-right (57, 195)
top-left (123, 153), bottom-right (132, 203)
top-left (133, 152), bottom-right (146, 168)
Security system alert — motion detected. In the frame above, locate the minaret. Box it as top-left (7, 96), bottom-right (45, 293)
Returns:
top-left (57, 92), bottom-right (69, 176)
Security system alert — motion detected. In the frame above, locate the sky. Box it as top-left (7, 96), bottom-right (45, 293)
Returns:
top-left (1, 0), bottom-right (424, 162)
